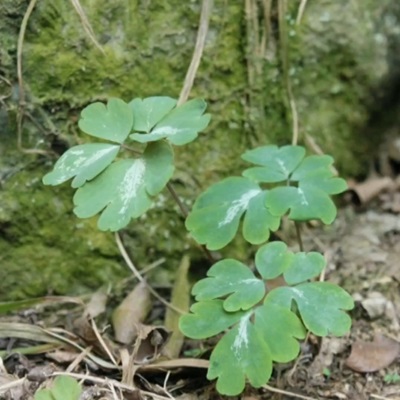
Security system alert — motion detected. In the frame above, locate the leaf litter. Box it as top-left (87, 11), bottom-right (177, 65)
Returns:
top-left (1, 188), bottom-right (400, 399)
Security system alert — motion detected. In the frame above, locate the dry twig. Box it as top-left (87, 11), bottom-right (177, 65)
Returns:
top-left (178, 0), bottom-right (213, 105)
top-left (115, 233), bottom-right (184, 315)
top-left (263, 384), bottom-right (318, 400)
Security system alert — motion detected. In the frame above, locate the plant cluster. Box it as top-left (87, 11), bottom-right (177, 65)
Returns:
top-left (43, 97), bottom-right (354, 395)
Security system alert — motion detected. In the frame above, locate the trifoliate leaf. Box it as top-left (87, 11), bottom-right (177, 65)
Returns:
top-left (186, 177), bottom-right (279, 250)
top-left (130, 96), bottom-right (177, 132)
top-left (239, 148), bottom-right (347, 224)
top-left (255, 241), bottom-right (293, 280)
top-left (78, 98), bottom-right (133, 143)
top-left (73, 141), bottom-right (174, 231)
top-left (130, 99), bottom-right (210, 145)
top-left (242, 145), bottom-right (305, 183)
top-left (267, 282), bottom-right (354, 336)
top-left (207, 314), bottom-right (272, 396)
top-left (42, 143), bottom-right (119, 188)
top-left (255, 301), bottom-right (306, 362)
top-left (179, 300), bottom-right (247, 339)
top-left (192, 259), bottom-right (265, 312)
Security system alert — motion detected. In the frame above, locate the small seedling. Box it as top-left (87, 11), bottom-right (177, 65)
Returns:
top-left (384, 373), bottom-right (400, 384)
top-left (323, 367), bottom-right (331, 379)
top-left (43, 97), bottom-right (354, 396)
top-left (34, 376), bottom-right (82, 400)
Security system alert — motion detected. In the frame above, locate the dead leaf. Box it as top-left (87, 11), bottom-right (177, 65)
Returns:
top-left (73, 316), bottom-right (98, 344)
top-left (45, 350), bottom-right (80, 364)
top-left (308, 336), bottom-right (348, 379)
top-left (133, 325), bottom-right (170, 364)
top-left (0, 373), bottom-right (25, 400)
top-left (26, 365), bottom-right (55, 382)
top-left (120, 348), bottom-right (135, 385)
top-left (73, 316), bottom-right (117, 363)
top-left (348, 177), bottom-right (394, 205)
top-left (163, 255), bottom-right (191, 359)
top-left (112, 281), bottom-right (152, 345)
top-left (345, 333), bottom-right (400, 372)
top-left (361, 292), bottom-right (388, 319)
top-left (137, 358), bottom-right (209, 371)
top-left (84, 288), bottom-right (108, 319)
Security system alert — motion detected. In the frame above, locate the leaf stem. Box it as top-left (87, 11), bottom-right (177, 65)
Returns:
top-left (166, 182), bottom-right (189, 217)
top-left (166, 183), bottom-right (216, 263)
top-left (295, 222), bottom-right (304, 252)
top-left (115, 233), bottom-right (185, 315)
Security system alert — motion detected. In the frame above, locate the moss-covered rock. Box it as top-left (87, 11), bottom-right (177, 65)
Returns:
top-left (0, 165), bottom-right (124, 299)
top-left (1, 0), bottom-right (400, 299)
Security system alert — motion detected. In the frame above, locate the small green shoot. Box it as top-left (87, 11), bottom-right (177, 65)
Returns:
top-left (323, 367), bottom-right (331, 379)
top-left (34, 376), bottom-right (82, 400)
top-left (384, 373), bottom-right (400, 384)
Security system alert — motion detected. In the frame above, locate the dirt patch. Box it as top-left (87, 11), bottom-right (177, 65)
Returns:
top-left (0, 204), bottom-right (399, 400)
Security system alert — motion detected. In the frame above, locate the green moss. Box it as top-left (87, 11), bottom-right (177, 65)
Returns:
top-left (0, 166), bottom-right (126, 299)
top-left (1, 0), bottom-right (400, 298)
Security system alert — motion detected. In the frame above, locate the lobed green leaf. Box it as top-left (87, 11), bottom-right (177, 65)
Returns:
top-left (255, 301), bottom-right (306, 362)
top-left (130, 99), bottom-right (210, 145)
top-left (129, 96), bottom-right (177, 132)
top-left (207, 314), bottom-right (272, 396)
top-left (186, 177), bottom-right (279, 250)
top-left (179, 300), bottom-right (246, 339)
top-left (243, 191), bottom-right (280, 244)
top-left (255, 241), bottom-right (293, 280)
top-left (290, 155), bottom-right (334, 181)
top-left (267, 282), bottom-right (354, 336)
top-left (283, 251), bottom-right (325, 285)
top-left (42, 143), bottom-right (119, 188)
top-left (242, 145), bottom-right (305, 183)
top-left (255, 241), bottom-right (326, 284)
top-left (192, 259), bottom-right (265, 312)
top-left (73, 141), bottom-right (174, 231)
top-left (78, 98), bottom-right (133, 143)
top-left (265, 184), bottom-right (339, 224)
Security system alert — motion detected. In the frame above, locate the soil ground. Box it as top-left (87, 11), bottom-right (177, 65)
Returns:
top-left (0, 200), bottom-right (399, 400)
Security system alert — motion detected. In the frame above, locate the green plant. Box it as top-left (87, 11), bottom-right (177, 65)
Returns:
top-left (323, 367), bottom-right (331, 379)
top-left (34, 376), bottom-right (82, 400)
top-left (384, 373), bottom-right (400, 384)
top-left (43, 96), bottom-right (354, 396)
